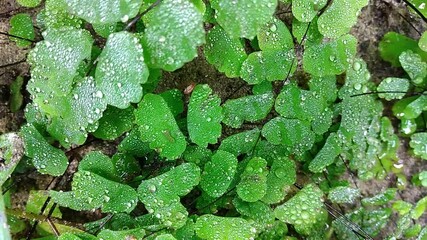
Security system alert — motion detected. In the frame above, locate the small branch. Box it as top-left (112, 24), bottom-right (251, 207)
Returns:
top-left (402, 0), bottom-right (427, 24)
top-left (0, 31), bottom-right (36, 43)
top-left (0, 59), bottom-right (26, 69)
top-left (124, 0), bottom-right (163, 31)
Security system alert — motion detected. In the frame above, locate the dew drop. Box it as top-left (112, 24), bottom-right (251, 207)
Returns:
top-left (159, 36), bottom-right (166, 43)
top-left (95, 90), bottom-right (103, 98)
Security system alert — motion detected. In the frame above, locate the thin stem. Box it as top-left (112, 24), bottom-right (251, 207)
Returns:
top-left (402, 0), bottom-right (427, 23)
top-left (124, 0), bottom-right (163, 31)
top-left (0, 59), bottom-right (26, 69)
top-left (0, 31), bottom-right (36, 43)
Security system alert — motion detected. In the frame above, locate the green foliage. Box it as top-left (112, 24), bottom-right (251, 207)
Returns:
top-left (194, 214), bottom-right (255, 240)
top-left (377, 78), bottom-right (410, 100)
top-left (16, 0), bottom-right (41, 7)
top-left (410, 133), bottom-right (427, 159)
top-left (328, 186), bottom-right (360, 204)
top-left (0, 133), bottom-right (23, 185)
top-left (9, 76), bottom-right (24, 113)
top-left (292, 0), bottom-right (327, 23)
top-left (9, 13), bottom-right (35, 47)
top-left (379, 32), bottom-right (427, 67)
top-left (236, 157), bottom-right (268, 202)
top-left (92, 106), bottom-right (134, 140)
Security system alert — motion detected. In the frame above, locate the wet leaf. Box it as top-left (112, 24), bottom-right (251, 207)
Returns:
top-left (21, 124), bottom-right (68, 176)
top-left (26, 190), bottom-right (61, 218)
top-left (97, 228), bottom-right (145, 240)
top-left (135, 93), bottom-right (187, 160)
top-left (188, 85), bottom-right (223, 147)
top-left (0, 133), bottom-right (24, 185)
top-left (233, 198), bottom-right (274, 229)
top-left (195, 215), bottom-right (255, 240)
top-left (403, 95), bottom-right (427, 119)
top-left (379, 32), bottom-right (427, 67)
top-left (117, 129), bottom-right (151, 157)
top-left (308, 75), bottom-right (337, 103)
top-left (96, 31), bottom-right (148, 108)
top-left (183, 145), bottom-right (212, 167)
top-left (328, 186), bottom-right (360, 204)
top-left (160, 89), bottom-right (184, 117)
top-left (219, 128), bottom-right (261, 157)
top-left (392, 200), bottom-right (413, 215)
top-left (410, 133), bottom-right (427, 160)
top-left (210, 0), bottom-right (277, 39)
top-left (65, 0), bottom-right (143, 24)
top-left (411, 196), bottom-right (427, 219)
top-left (419, 31), bottom-right (427, 52)
top-left (38, 0), bottom-right (82, 30)
top-left (362, 188), bottom-right (397, 206)
top-left (309, 133), bottom-right (341, 173)
top-left (9, 13), bottom-right (35, 47)
top-left (200, 150), bottom-right (238, 198)
top-left (399, 50), bottom-right (427, 85)
top-left (78, 151), bottom-right (119, 181)
top-left (17, 0), bottom-right (41, 7)
top-left (237, 157), bottom-right (268, 202)
top-left (141, 0), bottom-right (204, 71)
top-left (204, 26), bottom-right (247, 78)
top-left (257, 18), bottom-right (294, 51)
top-left (292, 0), bottom-right (327, 22)
top-left (262, 157), bottom-right (295, 204)
top-left (377, 77), bottom-right (410, 100)
top-left (93, 106), bottom-right (134, 140)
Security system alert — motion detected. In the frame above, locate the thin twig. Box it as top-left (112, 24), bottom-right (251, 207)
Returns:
top-left (0, 31), bottom-right (36, 43)
top-left (401, 0), bottom-right (427, 23)
top-left (0, 59), bottom-right (26, 69)
top-left (124, 0), bottom-right (163, 31)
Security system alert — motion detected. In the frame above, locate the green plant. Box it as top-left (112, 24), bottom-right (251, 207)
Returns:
top-left (1, 0), bottom-right (427, 239)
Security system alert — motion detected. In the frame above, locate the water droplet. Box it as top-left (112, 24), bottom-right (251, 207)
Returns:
top-left (148, 184), bottom-right (156, 193)
top-left (270, 24), bottom-right (277, 32)
top-left (95, 91), bottom-right (103, 98)
top-left (73, 94), bottom-right (79, 100)
top-left (159, 36), bottom-right (166, 42)
top-left (354, 83), bottom-right (362, 90)
top-left (353, 62), bottom-right (361, 71)
top-left (121, 15), bottom-right (129, 22)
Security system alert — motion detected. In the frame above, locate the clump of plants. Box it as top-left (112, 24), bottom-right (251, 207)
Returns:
top-left (1, 0), bottom-right (427, 239)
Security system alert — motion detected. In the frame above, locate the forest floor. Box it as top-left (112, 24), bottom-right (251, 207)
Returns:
top-left (0, 0), bottom-right (426, 239)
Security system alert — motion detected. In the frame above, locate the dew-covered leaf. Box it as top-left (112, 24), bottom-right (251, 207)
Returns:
top-left (97, 228), bottom-right (145, 240)
top-left (393, 200), bottom-right (413, 215)
top-left (112, 153), bottom-right (140, 182)
top-left (309, 133), bottom-right (341, 173)
top-left (261, 157), bottom-right (295, 204)
top-left (309, 75), bottom-right (337, 103)
top-left (155, 234), bottom-right (176, 240)
top-left (328, 186), bottom-right (360, 204)
top-left (362, 188), bottom-right (397, 206)
top-left (240, 50), bottom-right (296, 84)
top-left (160, 89), bottom-right (184, 117)
top-left (237, 157), bottom-right (268, 202)
top-left (257, 221), bottom-right (288, 240)
top-left (204, 26), bottom-right (247, 78)
top-left (292, 17), bottom-right (323, 46)
top-left (379, 32), bottom-right (427, 67)
top-left (257, 18), bottom-right (294, 51)
top-left (233, 198), bottom-right (274, 229)
top-left (303, 34), bottom-right (357, 76)
top-left (210, 0), bottom-right (277, 39)
top-left (65, 0), bottom-right (143, 24)
top-left (377, 77), bottom-right (410, 100)
top-left (38, 0), bottom-right (82, 30)
top-left (96, 31), bottom-right (148, 108)
top-left (141, 0), bottom-right (204, 71)
top-left (183, 145), bottom-right (212, 166)
top-left (21, 124), bottom-right (68, 176)
top-left (402, 95), bottom-right (427, 119)
top-left (17, 0), bottom-right (41, 7)
top-left (410, 133), bottom-right (427, 160)
top-left (337, 58), bottom-right (372, 98)
top-left (222, 93), bottom-right (274, 128)
top-left (78, 151), bottom-right (119, 181)
top-left (262, 117), bottom-right (315, 153)
top-left (274, 184), bottom-right (324, 235)
top-left (50, 170), bottom-right (138, 213)
top-left (195, 215), bottom-right (255, 240)
top-left (93, 106), bottom-right (134, 140)
top-left (92, 22), bottom-right (119, 39)
top-left (135, 93), bottom-right (187, 159)
top-left (219, 128), bottom-right (261, 157)
top-left (27, 28), bottom-right (93, 115)
top-left (137, 163), bottom-right (200, 229)
top-left (292, 0), bottom-right (327, 22)
top-left (419, 31), bottom-right (427, 52)
top-left (411, 196), bottom-right (427, 219)
top-left (399, 50), bottom-right (427, 85)
top-left (188, 85), bottom-right (223, 147)
top-left (9, 13), bottom-right (35, 47)
top-left (318, 0), bottom-right (368, 38)
top-left (200, 150), bottom-right (238, 198)
top-left (117, 129), bottom-right (151, 157)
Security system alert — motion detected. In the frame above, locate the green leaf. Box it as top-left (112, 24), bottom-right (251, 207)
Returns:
top-left (292, 0), bottom-right (327, 22)
top-left (262, 157), bottom-right (295, 204)
top-left (219, 128), bottom-right (261, 157)
top-left (411, 196), bottom-right (427, 220)
top-left (410, 133), bottom-right (427, 160)
top-left (183, 145), bottom-right (212, 166)
top-left (403, 95), bottom-right (427, 119)
top-left (392, 200), bottom-right (413, 215)
top-left (92, 22), bottom-right (119, 39)
top-left (200, 150), bottom-right (238, 198)
top-left (93, 106), bottom-right (134, 140)
top-left (188, 85), bottom-right (223, 147)
top-left (27, 28), bottom-right (93, 115)
top-left (240, 50), bottom-right (296, 84)
top-left (117, 129), bottom-right (151, 157)
top-left (155, 234), bottom-right (176, 240)
top-left (292, 17), bottom-right (323, 46)
top-left (159, 89), bottom-right (184, 117)
top-left (9, 13), bottom-right (35, 47)
top-left (233, 198), bottom-right (274, 229)
top-left (135, 94), bottom-right (187, 159)
top-left (0, 133), bottom-right (24, 186)
top-left (262, 117), bottom-right (315, 153)
top-left (303, 34), bottom-right (357, 76)
top-left (328, 186), bottom-right (360, 204)
top-left (237, 157), bottom-right (268, 202)
top-left (141, 0), bottom-right (205, 71)
top-left (318, 0), bottom-right (368, 38)
top-left (137, 163), bottom-right (200, 229)
top-left (407, 0), bottom-right (427, 18)
top-left (379, 32), bottom-right (427, 67)
top-left (222, 93), bottom-right (274, 128)
top-left (112, 153), bottom-right (140, 182)
top-left (308, 75), bottom-right (337, 103)
top-left (78, 151), bottom-right (119, 181)
top-left (399, 50), bottom-right (427, 85)
top-left (309, 133), bottom-right (341, 173)
top-left (51, 170), bottom-right (138, 213)
top-left (274, 184), bottom-right (324, 235)
top-left (26, 190), bottom-right (61, 218)
top-left (38, 0), bottom-right (82, 30)
top-left (362, 188), bottom-right (397, 206)
top-left (257, 18), bottom-right (294, 51)
top-left (377, 77), bottom-right (410, 100)
top-left (97, 228), bottom-right (145, 240)
top-left (211, 0), bottom-right (276, 39)
top-left (418, 171), bottom-right (427, 187)
top-left (195, 215), bottom-right (255, 240)
top-left (9, 76), bottom-right (24, 113)
top-left (96, 31), bottom-right (148, 108)
top-left (204, 26), bottom-right (247, 78)
top-left (65, 0), bottom-right (143, 24)
top-left (21, 124), bottom-right (68, 176)
top-left (17, 0), bottom-right (41, 7)
top-left (419, 31), bottom-right (427, 52)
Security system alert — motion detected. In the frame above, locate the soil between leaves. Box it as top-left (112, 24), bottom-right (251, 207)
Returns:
top-left (0, 0), bottom-right (426, 239)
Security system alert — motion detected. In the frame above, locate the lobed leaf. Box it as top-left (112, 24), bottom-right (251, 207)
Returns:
top-left (195, 215), bottom-right (255, 240)
top-left (135, 93), bottom-right (187, 160)
top-left (233, 198), bottom-right (274, 229)
top-left (96, 31), bottom-right (148, 108)
top-left (183, 145), bottom-right (212, 166)
top-left (38, 0), bottom-right (82, 30)
top-left (328, 186), bottom-right (360, 204)
top-left (222, 93), bottom-right (274, 128)
top-left (160, 89), bottom-right (184, 117)
top-left (200, 150), bottom-right (238, 198)
top-left (261, 157), bottom-right (295, 204)
top-left (141, 0), bottom-right (205, 71)
top-left (399, 50), bottom-right (427, 85)
top-left (188, 85), bottom-right (223, 147)
top-left (93, 106), bottom-right (134, 140)
top-left (117, 129), bottom-right (151, 157)
top-left (65, 0), bottom-right (143, 24)
top-left (379, 32), bottom-right (427, 67)
top-left (257, 18), bottom-right (294, 51)
top-left (410, 133), bottom-right (427, 160)
top-left (377, 78), bottom-right (410, 100)
top-left (78, 151), bottom-right (119, 181)
top-left (362, 188), bottom-right (397, 206)
top-left (219, 128), bottom-right (261, 157)
top-left (318, 0), bottom-right (368, 38)
top-left (292, 0), bottom-right (327, 22)
top-left (21, 124), bottom-right (68, 176)
top-left (9, 13), bottom-right (35, 47)
top-left (210, 0), bottom-right (277, 39)
top-left (17, 0), bottom-right (41, 7)
top-left (204, 26), bottom-right (247, 78)
top-left (303, 34), bottom-right (357, 76)
top-left (402, 95), bottom-right (427, 119)
top-left (309, 133), bottom-right (341, 173)
top-left (308, 75), bottom-right (337, 103)
top-left (237, 157), bottom-right (268, 202)
top-left (292, 17), bottom-right (323, 46)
